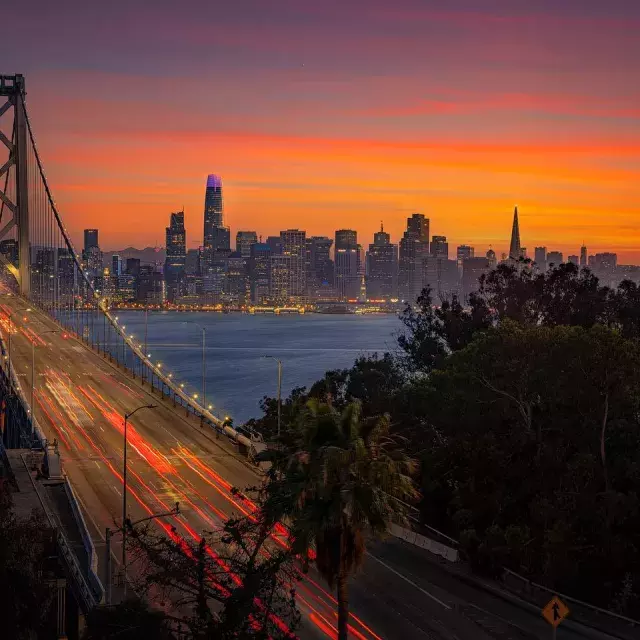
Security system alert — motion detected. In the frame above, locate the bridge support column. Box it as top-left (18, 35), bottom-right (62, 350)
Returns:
top-left (14, 77), bottom-right (30, 299)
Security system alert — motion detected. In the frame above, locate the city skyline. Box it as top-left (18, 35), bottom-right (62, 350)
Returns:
top-left (2, 1), bottom-right (640, 260)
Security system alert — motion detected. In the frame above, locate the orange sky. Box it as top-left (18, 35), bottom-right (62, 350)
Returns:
top-left (3, 1), bottom-right (640, 261)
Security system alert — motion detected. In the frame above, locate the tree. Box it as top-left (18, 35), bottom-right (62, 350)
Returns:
top-left (417, 322), bottom-right (640, 612)
top-left (124, 512), bottom-right (299, 639)
top-left (0, 477), bottom-right (56, 640)
top-left (263, 400), bottom-right (417, 640)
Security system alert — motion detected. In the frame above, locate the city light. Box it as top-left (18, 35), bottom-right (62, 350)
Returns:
top-left (180, 383), bottom-right (184, 388)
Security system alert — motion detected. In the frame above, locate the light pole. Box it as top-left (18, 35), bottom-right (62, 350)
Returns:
top-left (121, 403), bottom-right (156, 596)
top-left (263, 355), bottom-right (282, 437)
top-left (31, 329), bottom-right (59, 443)
top-left (105, 501), bottom-right (179, 605)
top-left (182, 322), bottom-right (206, 413)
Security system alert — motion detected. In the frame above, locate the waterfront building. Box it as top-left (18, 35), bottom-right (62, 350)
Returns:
top-left (399, 213), bottom-right (429, 304)
top-left (164, 211), bottom-right (186, 302)
top-left (249, 242), bottom-right (271, 304)
top-left (335, 229), bottom-right (360, 301)
top-left (280, 229), bottom-right (306, 299)
top-left (306, 236), bottom-right (334, 299)
top-left (366, 224), bottom-right (397, 301)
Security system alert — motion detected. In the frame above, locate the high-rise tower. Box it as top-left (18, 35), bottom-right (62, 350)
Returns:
top-left (509, 206), bottom-right (521, 260)
top-left (165, 210), bottom-right (187, 302)
top-left (203, 174), bottom-right (224, 249)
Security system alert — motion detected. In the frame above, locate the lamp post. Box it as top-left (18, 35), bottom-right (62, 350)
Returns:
top-left (121, 403), bottom-right (156, 596)
top-left (31, 329), bottom-right (59, 443)
top-left (105, 501), bottom-right (178, 605)
top-left (263, 355), bottom-right (282, 437)
top-left (182, 322), bottom-right (206, 412)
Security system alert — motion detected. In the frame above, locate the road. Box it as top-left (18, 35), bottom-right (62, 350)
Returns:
top-left (0, 296), bottom-right (621, 640)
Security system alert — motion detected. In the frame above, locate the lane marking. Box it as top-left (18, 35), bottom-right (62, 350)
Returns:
top-left (365, 552), bottom-right (451, 610)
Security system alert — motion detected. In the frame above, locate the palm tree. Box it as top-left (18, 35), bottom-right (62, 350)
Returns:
top-left (265, 399), bottom-right (417, 640)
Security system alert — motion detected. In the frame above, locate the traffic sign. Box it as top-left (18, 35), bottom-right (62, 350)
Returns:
top-left (542, 595), bottom-right (570, 628)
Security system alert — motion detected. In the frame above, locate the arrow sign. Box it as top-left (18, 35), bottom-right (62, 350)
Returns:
top-left (542, 596), bottom-right (570, 628)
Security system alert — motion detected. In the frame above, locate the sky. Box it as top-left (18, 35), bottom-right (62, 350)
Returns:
top-left (2, 0), bottom-right (640, 260)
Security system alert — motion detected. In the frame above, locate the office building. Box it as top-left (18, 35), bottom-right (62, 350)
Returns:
top-left (204, 174), bottom-right (223, 236)
top-left (509, 206), bottom-right (521, 260)
top-left (399, 213), bottom-right (429, 304)
top-left (249, 243), bottom-right (271, 304)
top-left (580, 245), bottom-right (588, 268)
top-left (111, 255), bottom-right (122, 277)
top-left (138, 265), bottom-right (164, 304)
top-left (462, 257), bottom-right (490, 301)
top-left (306, 236), bottom-right (334, 299)
top-left (430, 235), bottom-right (449, 259)
top-left (266, 236), bottom-right (283, 256)
top-left (486, 248), bottom-right (497, 269)
top-left (366, 224), bottom-right (397, 301)
top-left (280, 229), bottom-right (306, 299)
top-left (83, 229), bottom-right (99, 253)
top-left (269, 254), bottom-right (294, 303)
top-left (534, 247), bottom-right (547, 271)
top-left (335, 229), bottom-right (360, 301)
top-left (225, 252), bottom-right (249, 304)
top-left (456, 245), bottom-right (474, 269)
top-left (423, 257), bottom-right (459, 301)
top-left (236, 231), bottom-right (258, 258)
top-left (568, 255), bottom-right (579, 266)
top-left (164, 211), bottom-right (186, 302)
top-left (547, 251), bottom-right (563, 267)
top-left (125, 258), bottom-right (140, 277)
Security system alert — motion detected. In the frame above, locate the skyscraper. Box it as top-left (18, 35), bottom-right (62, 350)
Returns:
top-left (534, 246), bottom-right (547, 271)
top-left (236, 231), bottom-right (258, 258)
top-left (456, 245), bottom-right (474, 267)
top-left (306, 236), bottom-right (334, 299)
top-left (280, 229), bottom-right (306, 299)
top-left (202, 174), bottom-right (229, 272)
top-left (249, 243), bottom-right (271, 304)
top-left (462, 257), bottom-right (490, 301)
top-left (399, 213), bottom-right (429, 303)
top-left (568, 255), bottom-right (579, 265)
top-left (509, 206), bottom-right (521, 260)
top-left (366, 223), bottom-right (398, 301)
top-left (547, 251), bottom-right (563, 267)
top-left (111, 254), bottom-right (122, 277)
top-left (334, 229), bottom-right (360, 301)
top-left (430, 235), bottom-right (448, 259)
top-left (84, 229), bottom-right (98, 252)
top-left (164, 211), bottom-right (186, 302)
top-left (204, 174), bottom-right (223, 234)
top-left (580, 245), bottom-right (588, 267)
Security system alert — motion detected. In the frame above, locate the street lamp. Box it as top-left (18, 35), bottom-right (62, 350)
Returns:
top-left (121, 403), bottom-right (157, 596)
top-left (263, 355), bottom-right (282, 437)
top-left (182, 321), bottom-right (206, 412)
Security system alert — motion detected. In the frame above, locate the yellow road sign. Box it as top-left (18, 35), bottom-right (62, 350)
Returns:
top-left (542, 595), bottom-right (570, 627)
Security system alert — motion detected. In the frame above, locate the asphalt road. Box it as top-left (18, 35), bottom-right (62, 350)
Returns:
top-left (0, 296), bottom-right (621, 640)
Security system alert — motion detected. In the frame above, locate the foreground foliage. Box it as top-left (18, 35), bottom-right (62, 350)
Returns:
top-left (249, 264), bottom-right (640, 616)
top-left (261, 400), bottom-right (417, 640)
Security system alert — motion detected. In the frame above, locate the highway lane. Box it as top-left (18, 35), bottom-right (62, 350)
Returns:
top-left (1, 297), bottom-right (617, 640)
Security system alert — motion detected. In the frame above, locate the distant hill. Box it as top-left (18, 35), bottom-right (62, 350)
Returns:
top-left (103, 246), bottom-right (165, 266)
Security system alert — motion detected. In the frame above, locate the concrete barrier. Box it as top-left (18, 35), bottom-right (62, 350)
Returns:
top-left (389, 522), bottom-right (459, 562)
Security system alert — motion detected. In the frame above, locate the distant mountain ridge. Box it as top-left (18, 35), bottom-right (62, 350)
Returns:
top-left (103, 246), bottom-right (165, 266)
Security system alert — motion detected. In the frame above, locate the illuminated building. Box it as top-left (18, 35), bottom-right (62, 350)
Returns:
top-left (366, 223), bottom-right (397, 301)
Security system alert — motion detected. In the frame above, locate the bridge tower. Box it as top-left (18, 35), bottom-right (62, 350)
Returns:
top-left (0, 74), bottom-right (30, 297)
